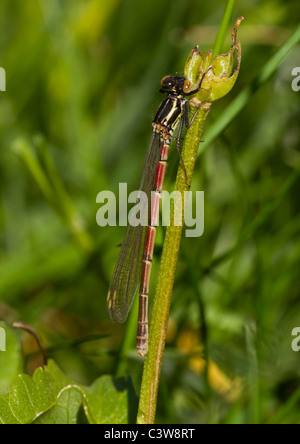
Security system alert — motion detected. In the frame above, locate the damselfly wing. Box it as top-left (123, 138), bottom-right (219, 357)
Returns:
top-left (107, 132), bottom-right (162, 323)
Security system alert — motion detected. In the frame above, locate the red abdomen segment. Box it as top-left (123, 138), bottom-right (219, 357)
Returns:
top-left (136, 140), bottom-right (169, 357)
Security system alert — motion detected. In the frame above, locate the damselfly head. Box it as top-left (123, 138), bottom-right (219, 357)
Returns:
top-left (160, 75), bottom-right (186, 94)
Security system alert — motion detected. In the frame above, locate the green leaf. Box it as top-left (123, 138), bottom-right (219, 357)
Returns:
top-left (33, 387), bottom-right (84, 425)
top-left (0, 360), bottom-right (71, 424)
top-left (0, 360), bottom-right (138, 424)
top-left (0, 323), bottom-right (23, 395)
top-left (84, 375), bottom-right (138, 424)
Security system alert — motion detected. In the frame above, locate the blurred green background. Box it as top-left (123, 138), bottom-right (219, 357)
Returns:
top-left (0, 0), bottom-right (300, 424)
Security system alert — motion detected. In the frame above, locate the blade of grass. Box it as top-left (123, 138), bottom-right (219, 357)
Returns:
top-left (202, 165), bottom-right (300, 275)
top-left (34, 136), bottom-right (94, 253)
top-left (12, 138), bottom-right (59, 211)
top-left (12, 137), bottom-right (94, 253)
top-left (269, 385), bottom-right (300, 424)
top-left (213, 0), bottom-right (236, 56)
top-left (114, 296), bottom-right (139, 378)
top-left (181, 245), bottom-right (211, 398)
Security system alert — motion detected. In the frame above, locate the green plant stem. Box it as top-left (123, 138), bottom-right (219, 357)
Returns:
top-left (13, 322), bottom-right (47, 367)
top-left (137, 102), bottom-right (211, 424)
top-left (213, 0), bottom-right (236, 55)
top-left (114, 296), bottom-right (139, 378)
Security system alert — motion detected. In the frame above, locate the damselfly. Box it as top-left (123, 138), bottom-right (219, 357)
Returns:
top-left (107, 68), bottom-right (211, 357)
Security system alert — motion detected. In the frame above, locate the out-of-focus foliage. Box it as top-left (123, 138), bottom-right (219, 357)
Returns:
top-left (0, 357), bottom-right (138, 424)
top-left (0, 0), bottom-right (300, 424)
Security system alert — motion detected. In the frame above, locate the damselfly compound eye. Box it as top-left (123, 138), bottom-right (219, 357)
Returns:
top-left (161, 76), bottom-right (170, 87)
